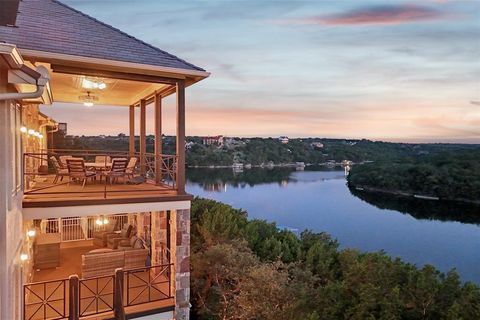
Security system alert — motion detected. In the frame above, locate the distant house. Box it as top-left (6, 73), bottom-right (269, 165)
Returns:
top-left (311, 142), bottom-right (324, 149)
top-left (185, 141), bottom-right (195, 149)
top-left (279, 136), bottom-right (289, 144)
top-left (203, 135), bottom-right (224, 146)
top-left (57, 122), bottom-right (67, 135)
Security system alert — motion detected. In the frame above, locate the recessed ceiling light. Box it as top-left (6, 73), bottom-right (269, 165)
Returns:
top-left (82, 77), bottom-right (107, 90)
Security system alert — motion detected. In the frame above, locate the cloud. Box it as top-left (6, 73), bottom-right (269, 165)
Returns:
top-left (281, 5), bottom-right (446, 26)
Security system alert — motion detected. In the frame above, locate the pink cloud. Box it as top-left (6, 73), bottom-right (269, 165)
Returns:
top-left (282, 5), bottom-right (446, 26)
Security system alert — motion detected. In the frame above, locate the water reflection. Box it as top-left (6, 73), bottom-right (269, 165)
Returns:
top-left (188, 167), bottom-right (480, 225)
top-left (187, 166), bottom-right (342, 191)
top-left (187, 167), bottom-right (293, 189)
top-left (350, 188), bottom-right (480, 225)
top-left (186, 167), bottom-right (480, 283)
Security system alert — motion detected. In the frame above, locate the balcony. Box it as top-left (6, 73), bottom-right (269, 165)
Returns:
top-left (23, 213), bottom-right (174, 319)
top-left (23, 150), bottom-right (192, 207)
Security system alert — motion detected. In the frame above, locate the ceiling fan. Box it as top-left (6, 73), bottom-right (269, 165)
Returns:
top-left (78, 91), bottom-right (99, 107)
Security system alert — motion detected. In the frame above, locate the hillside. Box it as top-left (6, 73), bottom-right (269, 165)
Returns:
top-left (190, 198), bottom-right (480, 320)
top-left (51, 133), bottom-right (480, 167)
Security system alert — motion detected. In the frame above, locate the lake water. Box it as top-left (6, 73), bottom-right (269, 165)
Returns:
top-left (186, 167), bottom-right (480, 284)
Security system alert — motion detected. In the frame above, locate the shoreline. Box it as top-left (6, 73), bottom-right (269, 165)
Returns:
top-left (349, 184), bottom-right (480, 206)
top-left (188, 161), bottom-right (359, 169)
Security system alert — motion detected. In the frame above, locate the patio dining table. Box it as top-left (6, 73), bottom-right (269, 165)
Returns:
top-left (84, 162), bottom-right (112, 170)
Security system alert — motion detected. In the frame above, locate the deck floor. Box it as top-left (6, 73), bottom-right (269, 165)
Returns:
top-left (23, 174), bottom-right (187, 207)
top-left (33, 242), bottom-right (95, 282)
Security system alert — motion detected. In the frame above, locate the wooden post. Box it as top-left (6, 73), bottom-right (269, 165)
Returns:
top-left (114, 268), bottom-right (126, 320)
top-left (154, 94), bottom-right (162, 185)
top-left (139, 100), bottom-right (146, 175)
top-left (68, 275), bottom-right (79, 320)
top-left (176, 81), bottom-right (186, 194)
top-left (129, 105), bottom-right (135, 157)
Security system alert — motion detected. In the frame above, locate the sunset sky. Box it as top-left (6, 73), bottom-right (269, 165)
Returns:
top-left (42, 0), bottom-right (480, 143)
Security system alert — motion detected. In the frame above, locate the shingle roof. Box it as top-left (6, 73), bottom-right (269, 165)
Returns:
top-left (0, 0), bottom-right (205, 72)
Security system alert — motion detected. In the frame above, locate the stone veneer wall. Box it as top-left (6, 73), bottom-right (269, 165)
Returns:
top-left (151, 211), bottom-right (168, 265)
top-left (175, 209), bottom-right (191, 320)
top-left (150, 208), bottom-right (191, 319)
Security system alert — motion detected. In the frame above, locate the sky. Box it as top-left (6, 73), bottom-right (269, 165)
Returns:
top-left (42, 0), bottom-right (480, 143)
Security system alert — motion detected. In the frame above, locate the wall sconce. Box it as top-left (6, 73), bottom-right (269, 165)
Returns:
top-left (20, 253), bottom-right (29, 262)
top-left (27, 230), bottom-right (36, 237)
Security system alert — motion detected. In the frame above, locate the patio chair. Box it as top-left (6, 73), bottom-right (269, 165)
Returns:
top-left (92, 219), bottom-right (120, 247)
top-left (126, 157), bottom-right (137, 179)
top-left (117, 234), bottom-right (146, 250)
top-left (66, 158), bottom-right (96, 188)
top-left (107, 224), bottom-right (134, 249)
top-left (102, 158), bottom-right (128, 184)
top-left (95, 155), bottom-right (111, 164)
top-left (50, 156), bottom-right (69, 183)
top-left (59, 155), bottom-right (75, 168)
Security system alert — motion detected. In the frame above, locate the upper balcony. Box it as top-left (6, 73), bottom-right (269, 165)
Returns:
top-left (18, 52), bottom-right (201, 208)
top-left (23, 149), bottom-right (191, 208)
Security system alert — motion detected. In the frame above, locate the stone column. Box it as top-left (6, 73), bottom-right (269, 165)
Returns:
top-left (151, 211), bottom-right (168, 265)
top-left (174, 209), bottom-right (190, 320)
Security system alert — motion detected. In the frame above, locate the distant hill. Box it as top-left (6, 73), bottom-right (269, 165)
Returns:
top-left (51, 133), bottom-right (480, 167)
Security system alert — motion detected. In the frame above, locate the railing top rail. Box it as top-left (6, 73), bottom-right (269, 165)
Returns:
top-left (24, 277), bottom-right (70, 286)
top-left (24, 264), bottom-right (173, 287)
top-left (124, 263), bottom-right (173, 274)
top-left (28, 150), bottom-right (178, 157)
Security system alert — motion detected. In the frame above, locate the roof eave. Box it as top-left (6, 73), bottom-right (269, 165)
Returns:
top-left (20, 48), bottom-right (210, 83)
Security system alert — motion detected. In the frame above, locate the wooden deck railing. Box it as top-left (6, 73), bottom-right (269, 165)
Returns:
top-left (39, 215), bottom-right (128, 242)
top-left (23, 264), bottom-right (174, 320)
top-left (24, 278), bottom-right (68, 320)
top-left (23, 149), bottom-right (179, 199)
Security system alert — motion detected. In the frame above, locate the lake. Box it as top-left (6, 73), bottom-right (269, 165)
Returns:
top-left (186, 166), bottom-right (480, 284)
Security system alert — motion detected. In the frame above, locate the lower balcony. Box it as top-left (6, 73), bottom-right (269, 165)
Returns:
top-left (23, 213), bottom-right (175, 320)
top-left (23, 150), bottom-right (191, 207)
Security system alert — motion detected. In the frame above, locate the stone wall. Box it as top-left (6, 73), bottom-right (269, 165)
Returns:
top-left (151, 211), bottom-right (168, 265)
top-left (150, 207), bottom-right (191, 319)
top-left (175, 208), bottom-right (190, 320)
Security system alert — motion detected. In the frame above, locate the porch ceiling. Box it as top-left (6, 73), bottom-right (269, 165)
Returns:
top-left (49, 71), bottom-right (168, 106)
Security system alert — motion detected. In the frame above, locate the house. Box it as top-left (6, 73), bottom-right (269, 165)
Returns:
top-left (279, 136), bottom-right (289, 144)
top-left (311, 142), bottom-right (324, 149)
top-left (57, 122), bottom-right (67, 135)
top-left (0, 1), bottom-right (209, 320)
top-left (202, 135), bottom-right (224, 146)
top-left (185, 141), bottom-right (195, 149)
top-left (311, 141), bottom-right (323, 149)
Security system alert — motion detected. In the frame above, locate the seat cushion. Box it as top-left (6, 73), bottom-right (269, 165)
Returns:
top-left (129, 235), bottom-right (138, 247)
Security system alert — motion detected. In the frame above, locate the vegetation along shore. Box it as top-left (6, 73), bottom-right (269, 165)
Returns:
top-left (189, 198), bottom-right (480, 320)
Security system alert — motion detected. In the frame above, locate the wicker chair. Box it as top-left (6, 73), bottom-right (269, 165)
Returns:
top-left (81, 248), bottom-right (149, 278)
top-left (107, 224), bottom-right (133, 249)
top-left (50, 156), bottom-right (69, 183)
top-left (66, 159), bottom-right (96, 188)
top-left (92, 219), bottom-right (120, 247)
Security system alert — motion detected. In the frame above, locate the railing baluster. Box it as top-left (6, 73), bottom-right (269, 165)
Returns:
top-left (114, 268), bottom-right (126, 320)
top-left (69, 275), bottom-right (79, 320)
